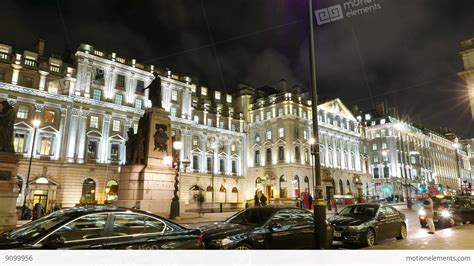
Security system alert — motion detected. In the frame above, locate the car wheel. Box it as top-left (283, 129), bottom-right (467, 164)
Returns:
top-left (363, 229), bottom-right (376, 247)
top-left (235, 243), bottom-right (252, 250)
top-left (396, 223), bottom-right (407, 240)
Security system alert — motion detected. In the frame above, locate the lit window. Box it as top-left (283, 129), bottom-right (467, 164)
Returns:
top-left (278, 128), bottom-right (284, 138)
top-left (231, 144), bottom-right (236, 152)
top-left (171, 90), bottom-right (178, 101)
top-left (93, 89), bottom-right (102, 101)
top-left (14, 133), bottom-right (26, 153)
top-left (293, 108), bottom-right (298, 116)
top-left (303, 131), bottom-right (308, 140)
top-left (114, 94), bottom-right (123, 105)
top-left (17, 105), bottom-right (29, 119)
top-left (201, 87), bottom-right (207, 96)
top-left (372, 143), bottom-right (377, 150)
top-left (90, 116), bottom-right (99, 128)
top-left (110, 144), bottom-right (120, 161)
top-left (87, 141), bottom-right (98, 160)
top-left (382, 142), bottom-right (387, 149)
top-left (266, 111), bottom-right (272, 120)
top-left (48, 81), bottom-right (59, 94)
top-left (133, 123), bottom-right (138, 134)
top-left (135, 98), bottom-right (142, 110)
top-left (266, 130), bottom-right (272, 140)
top-left (255, 133), bottom-right (260, 143)
top-left (219, 121), bottom-right (224, 129)
top-left (226, 95), bottom-right (232, 103)
top-left (381, 130), bottom-right (386, 137)
top-left (207, 118), bottom-right (213, 126)
top-left (40, 138), bottom-right (52, 155)
top-left (116, 74), bottom-right (125, 88)
top-left (365, 114), bottom-right (371, 120)
top-left (170, 107), bottom-right (177, 117)
top-left (215, 91), bottom-right (221, 100)
top-left (193, 137), bottom-right (199, 146)
top-left (371, 121), bottom-right (376, 126)
top-left (112, 120), bottom-right (121, 132)
top-left (373, 155), bottom-right (379, 163)
top-left (194, 115), bottom-right (199, 123)
top-left (380, 119), bottom-right (386, 124)
top-left (255, 114), bottom-right (260, 122)
top-left (278, 108), bottom-right (284, 116)
top-left (303, 111), bottom-right (308, 119)
top-left (44, 110), bottom-right (55, 124)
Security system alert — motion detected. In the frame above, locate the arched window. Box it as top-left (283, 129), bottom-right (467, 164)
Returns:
top-left (255, 150), bottom-right (260, 166)
top-left (293, 176), bottom-right (300, 198)
top-left (346, 180), bottom-right (352, 193)
top-left (81, 178), bottom-right (96, 204)
top-left (295, 146), bottom-right (300, 161)
top-left (231, 187), bottom-right (238, 203)
top-left (279, 175), bottom-right (288, 198)
top-left (105, 180), bottom-right (118, 204)
top-left (339, 179), bottom-right (344, 195)
top-left (266, 148), bottom-right (272, 163)
top-left (304, 176), bottom-right (310, 193)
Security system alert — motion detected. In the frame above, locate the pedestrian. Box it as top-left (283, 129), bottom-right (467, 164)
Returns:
top-left (424, 193), bottom-right (435, 234)
top-left (197, 192), bottom-right (205, 216)
top-left (254, 190), bottom-right (261, 207)
top-left (308, 194), bottom-right (313, 209)
top-left (32, 202), bottom-right (43, 221)
top-left (260, 193), bottom-right (267, 206)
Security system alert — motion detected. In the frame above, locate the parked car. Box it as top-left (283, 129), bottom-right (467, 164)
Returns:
top-left (0, 206), bottom-right (203, 250)
top-left (329, 204), bottom-right (407, 247)
top-left (419, 195), bottom-right (474, 228)
top-left (200, 206), bottom-right (333, 249)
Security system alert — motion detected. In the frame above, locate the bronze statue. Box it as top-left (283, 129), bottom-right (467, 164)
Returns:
top-left (125, 127), bottom-right (135, 164)
top-left (0, 101), bottom-right (15, 153)
top-left (144, 72), bottom-right (162, 108)
top-left (153, 124), bottom-right (168, 152)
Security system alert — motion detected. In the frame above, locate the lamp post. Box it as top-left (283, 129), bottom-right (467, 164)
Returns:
top-left (307, 0), bottom-right (327, 249)
top-left (210, 142), bottom-right (218, 213)
top-left (168, 141), bottom-right (190, 220)
top-left (22, 119), bottom-right (41, 218)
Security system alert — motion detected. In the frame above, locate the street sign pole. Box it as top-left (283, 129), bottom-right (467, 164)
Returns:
top-left (308, 0), bottom-right (327, 249)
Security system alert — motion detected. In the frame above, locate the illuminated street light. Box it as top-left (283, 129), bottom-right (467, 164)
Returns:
top-left (309, 138), bottom-right (316, 145)
top-left (169, 140), bottom-right (189, 220)
top-left (22, 119), bottom-right (41, 218)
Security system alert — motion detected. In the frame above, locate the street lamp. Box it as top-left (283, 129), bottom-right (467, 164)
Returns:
top-left (210, 142), bottom-right (218, 213)
top-left (168, 140), bottom-right (190, 220)
top-left (22, 119), bottom-right (40, 218)
top-left (307, 0), bottom-right (327, 249)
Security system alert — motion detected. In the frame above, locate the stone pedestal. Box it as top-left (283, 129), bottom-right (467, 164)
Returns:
top-left (0, 153), bottom-right (19, 232)
top-left (116, 108), bottom-right (184, 217)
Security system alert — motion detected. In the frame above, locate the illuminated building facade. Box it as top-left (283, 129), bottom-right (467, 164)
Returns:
top-left (458, 38), bottom-right (474, 120)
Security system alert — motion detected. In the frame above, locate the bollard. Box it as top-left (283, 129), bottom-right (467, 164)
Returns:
top-left (220, 203), bottom-right (223, 213)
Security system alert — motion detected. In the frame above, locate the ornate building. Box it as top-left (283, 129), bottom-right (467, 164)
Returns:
top-left (458, 38), bottom-right (474, 120)
top-left (0, 40), bottom-right (246, 212)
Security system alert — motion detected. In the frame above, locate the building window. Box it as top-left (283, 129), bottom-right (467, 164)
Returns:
top-left (20, 75), bottom-right (34, 87)
top-left (255, 133), bottom-right (260, 143)
top-left (373, 155), bottom-right (379, 163)
top-left (207, 118), bottom-right (213, 127)
top-left (110, 144), bottom-right (120, 161)
top-left (194, 115), bottom-right (199, 123)
top-left (171, 90), bottom-right (178, 101)
top-left (266, 130), bottom-right (272, 140)
top-left (232, 160), bottom-right (237, 174)
top-left (372, 143), bottom-right (377, 150)
top-left (266, 111), bottom-right (272, 120)
top-left (278, 146), bottom-right (285, 161)
top-left (201, 87), bottom-right (207, 96)
top-left (383, 154), bottom-right (388, 162)
top-left (114, 94), bottom-right (123, 105)
top-left (295, 146), bottom-right (300, 161)
top-left (219, 158), bottom-right (225, 172)
top-left (87, 140), bottom-right (98, 160)
top-left (278, 128), bottom-right (284, 138)
top-left (133, 123), bottom-right (138, 134)
top-left (48, 81), bottom-right (59, 94)
top-left (14, 133), bottom-right (26, 153)
top-left (255, 114), bottom-right (260, 122)
top-left (278, 108), bottom-right (283, 116)
top-left (44, 110), bottom-right (55, 124)
top-left (303, 130), bottom-right (308, 140)
top-left (116, 74), bottom-right (125, 89)
top-left (93, 89), bottom-right (102, 101)
top-left (382, 142), bottom-right (387, 149)
top-left (373, 168), bottom-right (379, 178)
top-left (219, 121), bottom-right (224, 129)
top-left (90, 116), bottom-right (99, 128)
top-left (266, 148), bottom-right (272, 163)
top-left (112, 120), bottom-right (121, 132)
top-left (170, 107), bottom-right (177, 117)
top-left (303, 111), bottom-right (308, 119)
top-left (383, 166), bottom-right (390, 178)
top-left (215, 91), bottom-right (221, 100)
top-left (135, 98), bottom-right (143, 110)
top-left (192, 155), bottom-right (199, 170)
top-left (207, 157), bottom-right (212, 172)
top-left (136, 80), bottom-right (145, 93)
top-left (410, 156), bottom-right (416, 164)
top-left (226, 94), bottom-right (232, 103)
top-left (294, 127), bottom-right (299, 139)
top-left (255, 150), bottom-right (260, 166)
top-left (17, 105), bottom-right (29, 119)
top-left (293, 108), bottom-right (298, 116)
top-left (192, 136), bottom-right (199, 146)
top-left (81, 178), bottom-right (96, 202)
top-left (39, 138), bottom-right (52, 155)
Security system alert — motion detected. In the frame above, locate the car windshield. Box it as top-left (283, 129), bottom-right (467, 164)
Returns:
top-left (226, 208), bottom-right (276, 226)
top-left (6, 211), bottom-right (73, 242)
top-left (338, 205), bottom-right (378, 218)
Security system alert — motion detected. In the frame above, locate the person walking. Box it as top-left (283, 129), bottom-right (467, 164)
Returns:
top-left (260, 193), bottom-right (267, 206)
top-left (197, 192), bottom-right (205, 216)
top-left (308, 194), bottom-right (313, 209)
top-left (424, 193), bottom-right (435, 234)
top-left (32, 202), bottom-right (43, 221)
top-left (254, 190), bottom-right (262, 207)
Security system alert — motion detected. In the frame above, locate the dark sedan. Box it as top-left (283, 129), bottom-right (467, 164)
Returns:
top-left (200, 206), bottom-right (333, 249)
top-left (0, 206), bottom-right (203, 250)
top-left (329, 204), bottom-right (407, 247)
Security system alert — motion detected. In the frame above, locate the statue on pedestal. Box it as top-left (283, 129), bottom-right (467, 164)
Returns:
top-left (0, 101), bottom-right (15, 153)
top-left (144, 72), bottom-right (162, 109)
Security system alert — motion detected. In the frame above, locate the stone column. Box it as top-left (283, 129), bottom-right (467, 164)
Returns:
top-left (99, 115), bottom-right (111, 163)
top-left (38, 70), bottom-right (49, 91)
top-left (54, 108), bottom-right (68, 160)
top-left (76, 110), bottom-right (89, 163)
top-left (11, 54), bottom-right (22, 85)
top-left (65, 108), bottom-right (80, 162)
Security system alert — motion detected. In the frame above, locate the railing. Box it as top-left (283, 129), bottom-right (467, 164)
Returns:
top-left (23, 59), bottom-right (37, 67)
top-left (49, 65), bottom-right (61, 73)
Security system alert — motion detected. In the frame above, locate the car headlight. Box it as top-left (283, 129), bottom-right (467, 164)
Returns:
top-left (418, 209), bottom-right (426, 216)
top-left (441, 210), bottom-right (451, 218)
top-left (347, 225), bottom-right (366, 232)
top-left (211, 238), bottom-right (235, 247)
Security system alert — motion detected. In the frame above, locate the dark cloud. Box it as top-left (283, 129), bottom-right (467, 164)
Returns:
top-left (0, 0), bottom-right (472, 136)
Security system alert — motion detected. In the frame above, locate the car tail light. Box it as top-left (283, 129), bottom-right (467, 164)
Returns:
top-left (197, 232), bottom-right (203, 242)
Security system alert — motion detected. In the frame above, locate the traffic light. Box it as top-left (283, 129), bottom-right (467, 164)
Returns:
top-left (437, 184), bottom-right (443, 191)
top-left (418, 184), bottom-right (427, 193)
top-left (383, 186), bottom-right (392, 194)
top-left (469, 182), bottom-right (472, 190)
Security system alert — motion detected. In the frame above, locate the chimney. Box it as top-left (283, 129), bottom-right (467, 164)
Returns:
top-left (352, 105), bottom-right (359, 115)
top-left (279, 79), bottom-right (287, 93)
top-left (36, 39), bottom-right (45, 57)
top-left (375, 102), bottom-right (385, 116)
top-left (292, 85), bottom-right (301, 95)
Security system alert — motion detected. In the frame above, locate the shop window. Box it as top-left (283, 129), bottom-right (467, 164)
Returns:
top-left (44, 110), bottom-right (55, 123)
top-left (81, 178), bottom-right (96, 203)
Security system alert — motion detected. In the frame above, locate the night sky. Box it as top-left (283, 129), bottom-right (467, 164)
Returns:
top-left (1, 0), bottom-right (473, 137)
